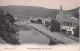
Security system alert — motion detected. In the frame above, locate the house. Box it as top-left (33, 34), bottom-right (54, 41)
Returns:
top-left (56, 5), bottom-right (73, 24)
top-left (60, 19), bottom-right (78, 35)
top-left (56, 5), bottom-right (79, 36)
top-left (42, 17), bottom-right (52, 26)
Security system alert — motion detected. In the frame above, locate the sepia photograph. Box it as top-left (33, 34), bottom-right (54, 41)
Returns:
top-left (0, 0), bottom-right (80, 51)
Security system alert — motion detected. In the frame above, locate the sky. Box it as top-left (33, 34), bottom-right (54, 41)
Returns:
top-left (0, 0), bottom-right (79, 10)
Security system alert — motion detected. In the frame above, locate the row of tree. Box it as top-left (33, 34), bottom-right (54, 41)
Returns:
top-left (0, 9), bottom-right (20, 44)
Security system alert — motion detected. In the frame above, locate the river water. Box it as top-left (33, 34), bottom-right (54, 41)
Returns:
top-left (18, 28), bottom-right (50, 45)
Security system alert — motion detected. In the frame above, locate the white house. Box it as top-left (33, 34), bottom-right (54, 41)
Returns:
top-left (61, 19), bottom-right (78, 35)
top-left (61, 25), bottom-right (76, 35)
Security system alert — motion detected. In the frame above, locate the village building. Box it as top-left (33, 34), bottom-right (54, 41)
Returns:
top-left (56, 5), bottom-right (79, 35)
top-left (42, 17), bottom-right (52, 25)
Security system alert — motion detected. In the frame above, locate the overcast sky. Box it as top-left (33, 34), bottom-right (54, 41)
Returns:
top-left (0, 0), bottom-right (79, 10)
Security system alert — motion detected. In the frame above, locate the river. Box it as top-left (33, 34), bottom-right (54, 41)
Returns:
top-left (18, 28), bottom-right (50, 45)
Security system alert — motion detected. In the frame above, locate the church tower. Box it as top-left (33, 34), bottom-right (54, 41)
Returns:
top-left (56, 5), bottom-right (64, 19)
top-left (59, 5), bottom-right (63, 14)
top-left (60, 5), bottom-right (62, 12)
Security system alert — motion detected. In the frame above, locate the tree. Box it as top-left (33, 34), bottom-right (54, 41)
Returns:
top-left (50, 19), bottom-right (60, 32)
top-left (36, 18), bottom-right (42, 24)
top-left (0, 9), bottom-right (19, 44)
top-left (73, 25), bottom-right (79, 37)
top-left (5, 12), bottom-right (15, 24)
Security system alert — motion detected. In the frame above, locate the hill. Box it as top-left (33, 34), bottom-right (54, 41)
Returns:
top-left (0, 6), bottom-right (49, 18)
top-left (0, 5), bottom-right (79, 18)
top-left (65, 7), bottom-right (79, 18)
